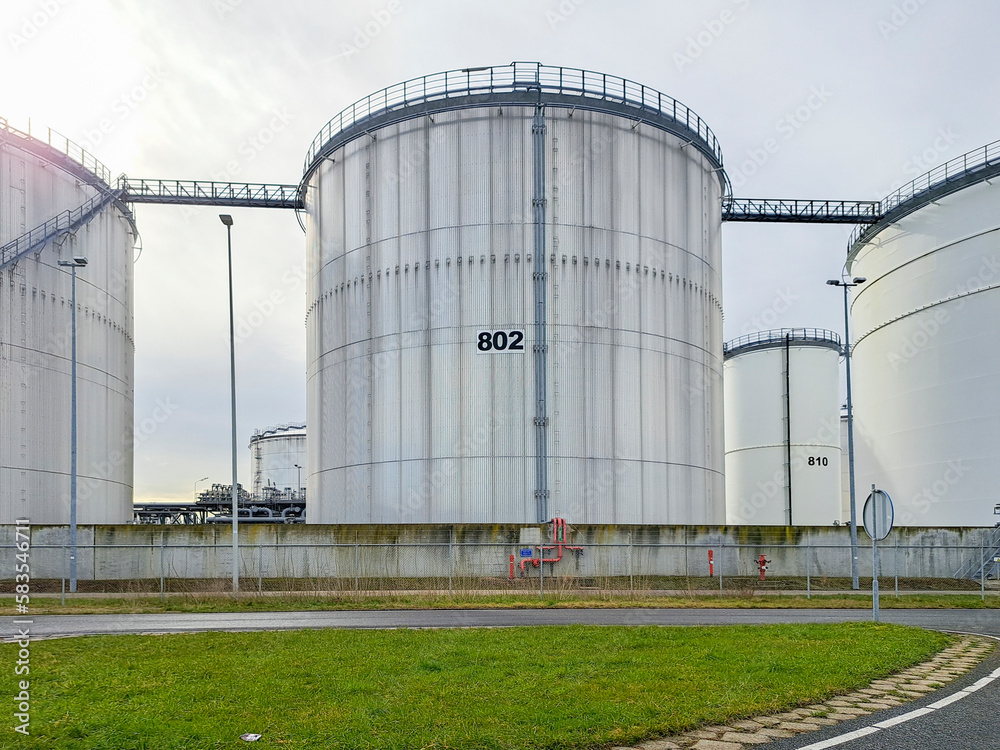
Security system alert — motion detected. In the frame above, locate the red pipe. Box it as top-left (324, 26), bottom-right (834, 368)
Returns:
top-left (509, 554), bottom-right (515, 580)
top-left (708, 549), bottom-right (714, 577)
top-left (516, 518), bottom-right (582, 575)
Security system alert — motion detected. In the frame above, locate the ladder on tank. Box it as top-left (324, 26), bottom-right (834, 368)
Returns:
top-left (954, 527), bottom-right (1000, 581)
top-left (0, 188), bottom-right (125, 270)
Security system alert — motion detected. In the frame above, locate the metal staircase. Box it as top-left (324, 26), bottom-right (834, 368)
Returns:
top-left (0, 188), bottom-right (125, 270)
top-left (954, 527), bottom-right (1000, 581)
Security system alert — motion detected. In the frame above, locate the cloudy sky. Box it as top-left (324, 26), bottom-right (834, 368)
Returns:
top-left (5, 0), bottom-right (998, 502)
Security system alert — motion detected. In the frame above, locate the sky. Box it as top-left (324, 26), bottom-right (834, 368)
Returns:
top-left (4, 0), bottom-right (999, 503)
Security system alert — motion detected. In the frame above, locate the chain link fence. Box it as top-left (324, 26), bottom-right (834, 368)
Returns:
top-left (8, 536), bottom-right (999, 599)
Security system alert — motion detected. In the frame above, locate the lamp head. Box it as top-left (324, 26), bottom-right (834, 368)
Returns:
top-left (219, 214), bottom-right (233, 226)
top-left (826, 279), bottom-right (840, 286)
top-left (852, 276), bottom-right (867, 284)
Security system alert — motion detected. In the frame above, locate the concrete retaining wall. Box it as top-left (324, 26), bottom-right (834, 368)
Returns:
top-left (4, 524), bottom-right (994, 581)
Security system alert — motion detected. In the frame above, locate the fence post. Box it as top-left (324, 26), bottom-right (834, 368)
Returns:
top-left (159, 533), bottom-right (165, 602)
top-left (354, 531), bottom-right (359, 593)
top-left (539, 537), bottom-right (544, 600)
top-left (684, 532), bottom-right (689, 583)
top-left (894, 537), bottom-right (899, 599)
top-left (719, 542), bottom-right (724, 596)
top-left (61, 545), bottom-right (66, 606)
top-left (258, 542), bottom-right (263, 595)
top-left (448, 528), bottom-right (454, 596)
top-left (806, 540), bottom-right (811, 600)
top-left (629, 530), bottom-right (634, 593)
top-left (982, 533), bottom-right (986, 603)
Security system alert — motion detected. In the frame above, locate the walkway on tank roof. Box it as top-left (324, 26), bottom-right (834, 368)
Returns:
top-left (4, 94), bottom-right (1000, 272)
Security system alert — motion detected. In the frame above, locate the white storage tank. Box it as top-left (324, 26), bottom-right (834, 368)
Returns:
top-left (0, 120), bottom-right (135, 524)
top-left (302, 63), bottom-right (727, 525)
top-left (724, 329), bottom-right (843, 526)
top-left (249, 423), bottom-right (307, 500)
top-left (849, 140), bottom-right (1000, 527)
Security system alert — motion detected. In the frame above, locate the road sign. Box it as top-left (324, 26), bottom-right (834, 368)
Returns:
top-left (863, 489), bottom-right (894, 541)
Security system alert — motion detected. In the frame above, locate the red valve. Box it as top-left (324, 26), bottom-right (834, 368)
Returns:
top-left (758, 554), bottom-right (770, 581)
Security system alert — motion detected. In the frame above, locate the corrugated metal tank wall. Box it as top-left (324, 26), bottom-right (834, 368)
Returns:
top-left (305, 75), bottom-right (724, 525)
top-left (545, 109), bottom-right (724, 523)
top-left (850, 175), bottom-right (1000, 527)
top-left (0, 130), bottom-right (135, 523)
top-left (724, 331), bottom-right (842, 526)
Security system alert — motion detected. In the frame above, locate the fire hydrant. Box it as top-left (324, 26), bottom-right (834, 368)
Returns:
top-left (757, 554), bottom-right (770, 581)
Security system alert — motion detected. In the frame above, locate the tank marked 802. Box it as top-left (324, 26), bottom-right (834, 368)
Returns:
top-left (476, 330), bottom-right (526, 353)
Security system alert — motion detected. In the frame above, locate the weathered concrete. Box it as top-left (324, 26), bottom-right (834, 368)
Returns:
top-left (2, 523), bottom-right (993, 581)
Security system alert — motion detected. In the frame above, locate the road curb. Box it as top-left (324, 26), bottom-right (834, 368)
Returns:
top-left (610, 635), bottom-right (996, 750)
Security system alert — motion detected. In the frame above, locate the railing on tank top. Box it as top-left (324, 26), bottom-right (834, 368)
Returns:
top-left (723, 328), bottom-right (842, 355)
top-left (302, 62), bottom-right (725, 176)
top-left (0, 116), bottom-right (113, 186)
top-left (848, 139), bottom-right (1000, 251)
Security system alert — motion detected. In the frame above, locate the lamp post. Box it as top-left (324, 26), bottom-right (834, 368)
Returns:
top-left (194, 476), bottom-right (209, 500)
top-left (827, 276), bottom-right (867, 591)
top-left (294, 464), bottom-right (302, 502)
top-left (220, 214), bottom-right (239, 596)
top-left (57, 255), bottom-right (87, 594)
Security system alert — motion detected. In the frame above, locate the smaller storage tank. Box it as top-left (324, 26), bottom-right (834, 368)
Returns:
top-left (249, 423), bottom-right (306, 502)
top-left (724, 329), bottom-right (843, 525)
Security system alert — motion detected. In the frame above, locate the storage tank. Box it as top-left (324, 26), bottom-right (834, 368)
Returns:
top-left (848, 140), bottom-right (1000, 527)
top-left (0, 119), bottom-right (135, 524)
top-left (302, 63), bottom-right (727, 525)
top-left (724, 329), bottom-right (843, 525)
top-left (249, 423), bottom-right (306, 501)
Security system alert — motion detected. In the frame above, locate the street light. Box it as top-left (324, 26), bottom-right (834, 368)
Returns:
top-left (220, 214), bottom-right (239, 595)
top-left (194, 476), bottom-right (209, 500)
top-left (57, 255), bottom-right (87, 594)
top-left (294, 464), bottom-right (302, 501)
top-left (827, 276), bottom-right (867, 591)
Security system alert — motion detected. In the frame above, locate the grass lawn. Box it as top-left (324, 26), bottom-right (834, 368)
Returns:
top-left (5, 590), bottom-right (998, 615)
top-left (2, 623), bottom-right (949, 749)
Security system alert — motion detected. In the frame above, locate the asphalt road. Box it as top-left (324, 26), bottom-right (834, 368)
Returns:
top-left (13, 608), bottom-right (1000, 749)
top-left (15, 606), bottom-right (1000, 639)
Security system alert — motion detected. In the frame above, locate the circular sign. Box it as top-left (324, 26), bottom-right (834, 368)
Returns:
top-left (863, 489), bottom-right (894, 541)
